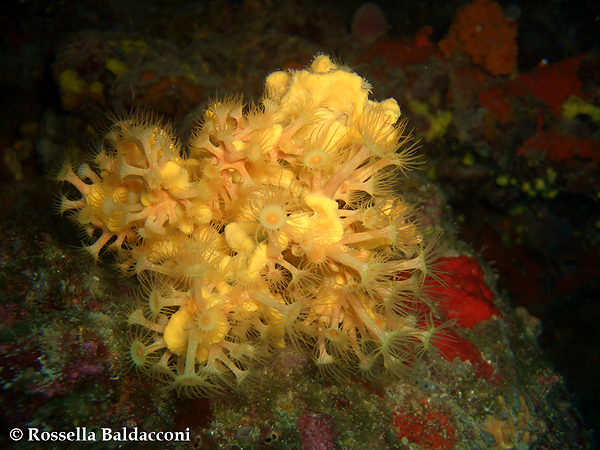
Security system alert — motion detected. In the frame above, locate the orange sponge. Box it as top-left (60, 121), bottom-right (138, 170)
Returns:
top-left (439, 0), bottom-right (517, 76)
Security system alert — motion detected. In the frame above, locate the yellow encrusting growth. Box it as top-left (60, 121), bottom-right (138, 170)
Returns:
top-left (56, 55), bottom-right (444, 396)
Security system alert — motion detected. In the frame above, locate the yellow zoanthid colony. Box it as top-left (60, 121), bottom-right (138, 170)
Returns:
top-left (56, 54), bottom-right (445, 396)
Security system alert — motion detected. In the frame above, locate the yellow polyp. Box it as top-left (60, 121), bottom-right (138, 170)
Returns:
top-left (303, 149), bottom-right (329, 170)
top-left (260, 124), bottom-right (283, 151)
top-left (196, 309), bottom-right (229, 344)
top-left (272, 331), bottom-right (286, 349)
top-left (140, 189), bottom-right (164, 206)
top-left (308, 122), bottom-right (351, 158)
top-left (187, 202), bottom-right (213, 225)
top-left (304, 193), bottom-right (334, 216)
top-left (264, 168), bottom-right (296, 189)
top-left (111, 185), bottom-right (129, 203)
top-left (148, 240), bottom-right (174, 261)
top-left (224, 221), bottom-right (258, 257)
top-left (173, 204), bottom-right (193, 234)
top-left (177, 219), bottom-right (194, 235)
top-left (247, 242), bottom-right (269, 280)
top-left (265, 71), bottom-right (291, 100)
top-left (259, 204), bottom-right (287, 230)
top-left (160, 160), bottom-right (182, 181)
top-left (378, 98), bottom-right (402, 122)
top-left (233, 296), bottom-right (257, 312)
top-left (85, 183), bottom-right (104, 206)
top-left (204, 109), bottom-right (217, 128)
top-left (246, 141), bottom-right (263, 162)
top-left (164, 308), bottom-right (192, 355)
top-left (230, 255), bottom-right (255, 286)
top-left (327, 123), bottom-right (351, 148)
top-left (311, 54), bottom-right (337, 73)
top-left (278, 136), bottom-right (296, 154)
top-left (207, 291), bottom-right (226, 309)
top-left (214, 282), bottom-right (231, 297)
top-left (160, 160), bottom-right (189, 191)
top-left (316, 286), bottom-right (341, 309)
top-left (106, 211), bottom-right (126, 233)
top-left (195, 345), bottom-right (209, 363)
